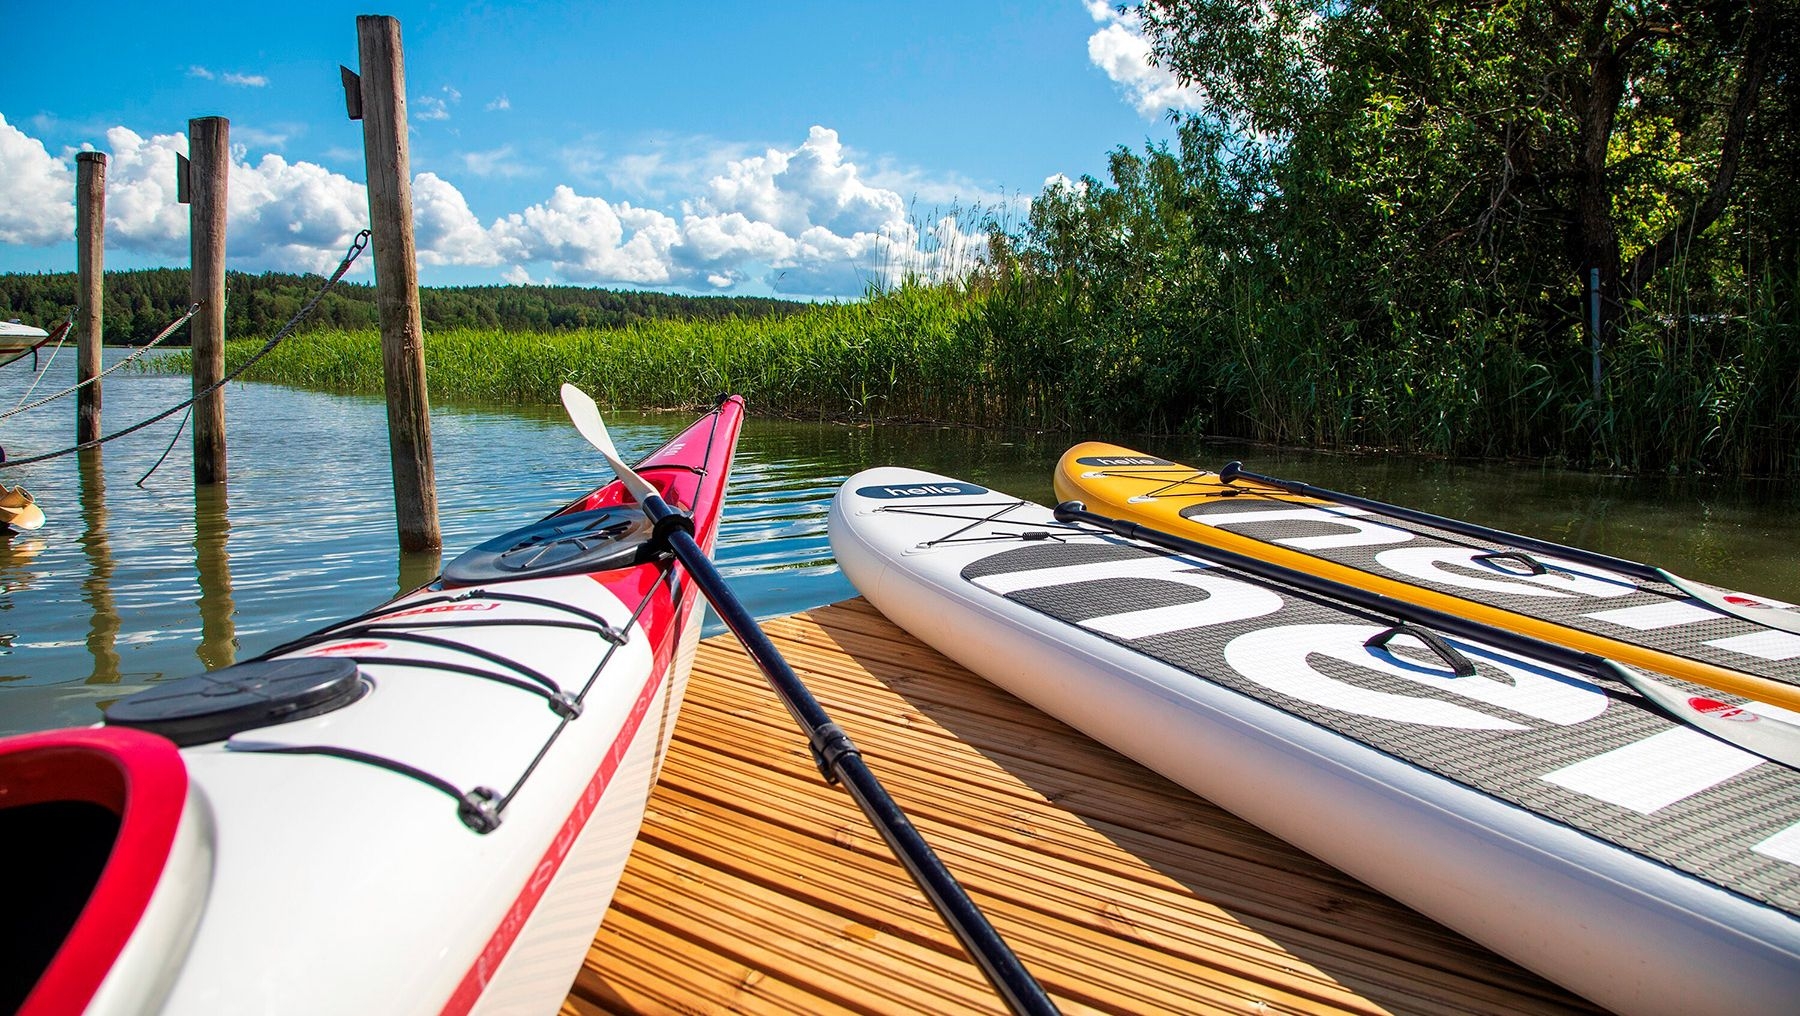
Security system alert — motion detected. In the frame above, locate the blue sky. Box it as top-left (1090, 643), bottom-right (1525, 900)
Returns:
top-left (1, 2), bottom-right (1202, 298)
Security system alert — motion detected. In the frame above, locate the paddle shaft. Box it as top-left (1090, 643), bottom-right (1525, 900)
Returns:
top-left (642, 492), bottom-right (1060, 1016)
top-left (1058, 502), bottom-right (1800, 767)
top-left (1218, 461), bottom-right (1663, 584)
top-left (1058, 502), bottom-right (1657, 685)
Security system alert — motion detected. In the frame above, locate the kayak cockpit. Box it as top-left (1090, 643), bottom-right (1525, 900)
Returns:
top-left (1, 728), bottom-right (203, 1016)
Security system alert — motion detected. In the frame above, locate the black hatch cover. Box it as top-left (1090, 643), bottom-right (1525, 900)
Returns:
top-left (104, 657), bottom-right (366, 746)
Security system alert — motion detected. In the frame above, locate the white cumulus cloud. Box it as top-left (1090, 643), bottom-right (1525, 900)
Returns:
top-left (493, 126), bottom-right (973, 295)
top-left (227, 152), bottom-right (369, 271)
top-left (702, 126), bottom-right (905, 238)
top-left (414, 172), bottom-right (502, 267)
top-left (492, 186), bottom-right (681, 285)
top-left (0, 118), bottom-right (986, 297)
top-left (101, 126), bottom-right (192, 257)
top-left (0, 113), bottom-right (75, 245)
top-left (1084, 0), bottom-right (1208, 119)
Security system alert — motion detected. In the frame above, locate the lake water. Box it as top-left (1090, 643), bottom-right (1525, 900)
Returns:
top-left (3, 349), bottom-right (1797, 736)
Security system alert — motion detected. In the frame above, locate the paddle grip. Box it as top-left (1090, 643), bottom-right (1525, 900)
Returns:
top-left (1219, 460), bottom-right (1304, 494)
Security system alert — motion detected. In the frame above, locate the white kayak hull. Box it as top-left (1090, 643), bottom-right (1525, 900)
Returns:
top-left (4, 397), bottom-right (744, 1016)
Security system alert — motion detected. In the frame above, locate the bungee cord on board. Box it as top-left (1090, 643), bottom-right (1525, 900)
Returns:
top-left (0, 229), bottom-right (371, 471)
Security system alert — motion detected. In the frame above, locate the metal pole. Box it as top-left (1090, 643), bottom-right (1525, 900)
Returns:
top-left (75, 152), bottom-right (106, 444)
top-left (354, 14), bottom-right (440, 552)
top-left (188, 116), bottom-right (230, 485)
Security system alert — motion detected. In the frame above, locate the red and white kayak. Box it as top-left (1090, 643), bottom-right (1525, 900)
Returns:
top-left (1, 396), bottom-right (744, 1016)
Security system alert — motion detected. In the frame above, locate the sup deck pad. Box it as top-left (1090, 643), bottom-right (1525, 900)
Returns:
top-left (959, 535), bottom-right (1800, 918)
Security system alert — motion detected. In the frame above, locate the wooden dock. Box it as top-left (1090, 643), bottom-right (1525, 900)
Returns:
top-left (563, 598), bottom-right (1604, 1015)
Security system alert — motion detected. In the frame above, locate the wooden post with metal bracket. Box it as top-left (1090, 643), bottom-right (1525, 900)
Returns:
top-left (348, 14), bottom-right (440, 552)
top-left (183, 116), bottom-right (230, 485)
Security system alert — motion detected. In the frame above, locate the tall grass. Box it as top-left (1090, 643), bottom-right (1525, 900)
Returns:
top-left (146, 261), bottom-right (1799, 475)
top-left (153, 286), bottom-right (994, 423)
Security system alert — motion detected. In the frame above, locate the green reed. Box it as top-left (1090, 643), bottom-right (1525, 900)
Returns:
top-left (150, 286), bottom-right (994, 423)
top-left (144, 263), bottom-right (1798, 475)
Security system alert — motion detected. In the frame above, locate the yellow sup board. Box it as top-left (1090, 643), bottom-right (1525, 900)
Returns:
top-left (1055, 442), bottom-right (1800, 713)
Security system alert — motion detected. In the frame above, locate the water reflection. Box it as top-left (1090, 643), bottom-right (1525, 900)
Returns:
top-left (193, 483), bottom-right (236, 670)
top-left (0, 534), bottom-right (45, 673)
top-left (0, 351), bottom-right (1795, 737)
top-left (78, 449), bottom-right (119, 685)
top-left (397, 548), bottom-right (442, 599)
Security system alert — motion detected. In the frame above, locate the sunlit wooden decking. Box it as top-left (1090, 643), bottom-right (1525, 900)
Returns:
top-left (563, 598), bottom-right (1603, 1016)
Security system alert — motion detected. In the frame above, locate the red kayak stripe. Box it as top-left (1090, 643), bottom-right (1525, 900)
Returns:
top-left (439, 602), bottom-right (677, 1015)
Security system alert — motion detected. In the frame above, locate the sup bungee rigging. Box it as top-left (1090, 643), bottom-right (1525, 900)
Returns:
top-left (1061, 444), bottom-right (1800, 718)
top-left (559, 384), bottom-right (1060, 1016)
top-left (1054, 501), bottom-right (1800, 770)
top-left (875, 497), bottom-right (1091, 548)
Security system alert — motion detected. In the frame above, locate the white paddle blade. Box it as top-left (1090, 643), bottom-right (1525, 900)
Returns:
top-left (1605, 662), bottom-right (1800, 769)
top-left (1658, 569), bottom-right (1800, 638)
top-left (559, 383), bottom-right (659, 504)
top-left (559, 383), bottom-right (618, 460)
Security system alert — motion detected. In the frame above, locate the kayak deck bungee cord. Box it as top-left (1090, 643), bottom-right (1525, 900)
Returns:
top-left (1054, 442), bottom-right (1800, 712)
top-left (832, 467), bottom-right (1800, 1016)
top-left (2, 397), bottom-right (744, 1016)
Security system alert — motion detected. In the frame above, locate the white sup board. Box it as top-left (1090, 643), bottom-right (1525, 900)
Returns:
top-left (831, 467), bottom-right (1800, 1016)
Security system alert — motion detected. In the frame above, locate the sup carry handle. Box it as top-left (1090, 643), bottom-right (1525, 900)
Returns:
top-left (1053, 501), bottom-right (1613, 676)
top-left (637, 491), bottom-right (1061, 1016)
top-left (1053, 501), bottom-right (1800, 768)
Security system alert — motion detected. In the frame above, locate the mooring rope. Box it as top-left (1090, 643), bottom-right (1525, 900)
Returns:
top-left (2, 305), bottom-right (200, 421)
top-left (135, 407), bottom-right (192, 488)
top-left (0, 229), bottom-right (371, 471)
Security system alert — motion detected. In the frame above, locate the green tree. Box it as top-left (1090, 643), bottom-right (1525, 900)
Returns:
top-left (1137, 0), bottom-right (1792, 339)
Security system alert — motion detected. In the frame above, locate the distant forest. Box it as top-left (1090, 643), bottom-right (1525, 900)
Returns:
top-left (0, 268), bottom-right (806, 344)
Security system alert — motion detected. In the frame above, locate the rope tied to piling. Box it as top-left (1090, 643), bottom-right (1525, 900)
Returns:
top-left (2, 304), bottom-right (201, 421)
top-left (0, 229), bottom-right (372, 471)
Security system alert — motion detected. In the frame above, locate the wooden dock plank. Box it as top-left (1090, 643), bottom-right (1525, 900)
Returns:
top-left (565, 599), bottom-right (1605, 1015)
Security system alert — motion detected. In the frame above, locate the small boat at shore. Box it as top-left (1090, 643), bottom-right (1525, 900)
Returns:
top-left (0, 485), bottom-right (45, 532)
top-left (831, 466), bottom-right (1800, 1016)
top-left (1, 396), bottom-right (744, 1015)
top-left (0, 320), bottom-right (51, 354)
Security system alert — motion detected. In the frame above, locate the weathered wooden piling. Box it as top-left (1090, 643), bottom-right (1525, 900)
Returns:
top-left (352, 14), bottom-right (440, 552)
top-left (75, 152), bottom-right (106, 444)
top-left (185, 117), bottom-right (230, 485)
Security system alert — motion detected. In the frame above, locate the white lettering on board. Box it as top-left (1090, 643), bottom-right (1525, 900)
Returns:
top-left (1223, 623), bottom-right (1608, 729)
top-left (971, 554), bottom-right (1283, 637)
top-left (1540, 727), bottom-right (1759, 814)
top-left (1374, 547), bottom-right (1638, 599)
top-left (1188, 506), bottom-right (1415, 550)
